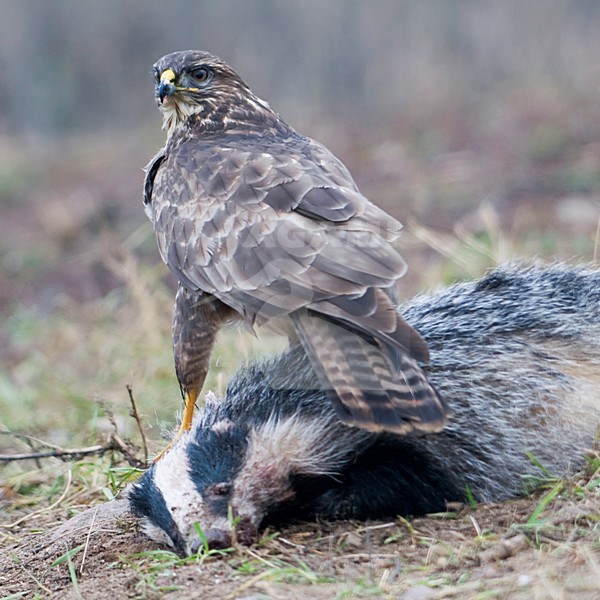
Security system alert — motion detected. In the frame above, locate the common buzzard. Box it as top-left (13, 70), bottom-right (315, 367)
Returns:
top-left (144, 50), bottom-right (447, 455)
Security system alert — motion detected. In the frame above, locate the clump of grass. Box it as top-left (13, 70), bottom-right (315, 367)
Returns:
top-left (2, 195), bottom-right (599, 598)
top-left (121, 529), bottom-right (236, 596)
top-left (1, 237), bottom-right (285, 482)
top-left (512, 448), bottom-right (600, 548)
top-left (233, 551), bottom-right (334, 595)
top-left (51, 545), bottom-right (85, 599)
top-left (120, 550), bottom-right (187, 594)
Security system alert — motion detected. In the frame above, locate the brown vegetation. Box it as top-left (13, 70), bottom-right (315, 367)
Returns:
top-left (1, 2), bottom-right (599, 597)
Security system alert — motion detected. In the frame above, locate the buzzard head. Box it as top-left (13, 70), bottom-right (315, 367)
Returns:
top-left (152, 50), bottom-right (280, 135)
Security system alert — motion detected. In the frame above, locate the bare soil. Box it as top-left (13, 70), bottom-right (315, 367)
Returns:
top-left (1, 483), bottom-right (598, 599)
top-left (2, 43), bottom-right (600, 599)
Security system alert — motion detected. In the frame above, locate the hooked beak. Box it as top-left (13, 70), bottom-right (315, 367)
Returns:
top-left (157, 69), bottom-right (177, 104)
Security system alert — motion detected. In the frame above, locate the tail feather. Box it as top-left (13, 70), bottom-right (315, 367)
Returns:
top-left (291, 311), bottom-right (448, 434)
top-left (311, 288), bottom-right (430, 364)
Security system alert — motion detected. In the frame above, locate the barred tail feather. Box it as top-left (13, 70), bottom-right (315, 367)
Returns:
top-left (291, 311), bottom-right (448, 433)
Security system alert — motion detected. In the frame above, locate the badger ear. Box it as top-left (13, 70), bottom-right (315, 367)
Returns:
top-left (204, 390), bottom-right (220, 405)
top-left (210, 419), bottom-right (236, 433)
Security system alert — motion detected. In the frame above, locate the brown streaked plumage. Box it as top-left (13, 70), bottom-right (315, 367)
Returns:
top-left (144, 50), bottom-right (447, 454)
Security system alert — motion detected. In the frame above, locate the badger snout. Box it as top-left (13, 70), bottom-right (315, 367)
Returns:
top-left (184, 516), bottom-right (259, 555)
top-left (188, 527), bottom-right (232, 554)
top-left (235, 516), bottom-right (259, 546)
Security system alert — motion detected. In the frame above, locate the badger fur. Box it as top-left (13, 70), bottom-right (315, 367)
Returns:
top-left (130, 264), bottom-right (600, 556)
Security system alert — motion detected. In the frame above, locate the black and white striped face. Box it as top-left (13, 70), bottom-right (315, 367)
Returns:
top-left (129, 418), bottom-right (247, 555)
top-left (129, 400), bottom-right (361, 556)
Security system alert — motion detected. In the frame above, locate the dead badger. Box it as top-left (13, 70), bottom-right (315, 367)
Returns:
top-left (130, 264), bottom-right (600, 555)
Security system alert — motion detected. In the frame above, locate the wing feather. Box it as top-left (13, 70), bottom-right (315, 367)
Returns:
top-left (148, 136), bottom-right (422, 357)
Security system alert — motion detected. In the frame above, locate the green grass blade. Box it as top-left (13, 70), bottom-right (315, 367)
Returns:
top-left (527, 481), bottom-right (565, 525)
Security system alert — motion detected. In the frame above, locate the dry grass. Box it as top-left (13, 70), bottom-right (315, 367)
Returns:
top-left (1, 71), bottom-right (600, 595)
top-left (0, 456), bottom-right (598, 598)
top-left (1, 216), bottom-right (599, 598)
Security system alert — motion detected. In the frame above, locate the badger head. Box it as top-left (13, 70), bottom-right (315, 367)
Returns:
top-left (129, 408), bottom-right (362, 556)
top-left (128, 419), bottom-right (247, 555)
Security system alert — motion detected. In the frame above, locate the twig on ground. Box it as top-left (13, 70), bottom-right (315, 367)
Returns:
top-left (0, 399), bottom-right (150, 468)
top-left (98, 399), bottom-right (148, 469)
top-left (0, 444), bottom-right (106, 462)
top-left (126, 384), bottom-right (148, 465)
top-left (0, 433), bottom-right (146, 468)
top-left (107, 432), bottom-right (146, 469)
top-left (0, 430), bottom-right (64, 449)
top-left (79, 505), bottom-right (99, 576)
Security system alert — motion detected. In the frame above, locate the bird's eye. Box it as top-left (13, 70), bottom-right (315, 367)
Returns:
top-left (192, 67), bottom-right (211, 84)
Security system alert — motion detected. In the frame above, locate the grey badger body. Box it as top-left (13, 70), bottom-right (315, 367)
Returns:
top-left (130, 264), bottom-right (600, 555)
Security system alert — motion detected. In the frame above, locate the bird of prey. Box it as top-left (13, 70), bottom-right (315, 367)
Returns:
top-left (144, 50), bottom-right (447, 455)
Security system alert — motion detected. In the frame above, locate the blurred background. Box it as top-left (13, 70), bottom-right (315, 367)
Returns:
top-left (1, 0), bottom-right (599, 454)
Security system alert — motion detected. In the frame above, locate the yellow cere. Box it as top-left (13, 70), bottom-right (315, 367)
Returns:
top-left (160, 68), bottom-right (200, 93)
top-left (160, 69), bottom-right (176, 83)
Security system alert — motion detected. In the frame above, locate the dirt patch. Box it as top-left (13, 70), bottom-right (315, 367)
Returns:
top-left (1, 486), bottom-right (598, 599)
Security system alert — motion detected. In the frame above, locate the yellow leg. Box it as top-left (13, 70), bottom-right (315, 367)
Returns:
top-left (179, 388), bottom-right (197, 432)
top-left (153, 389), bottom-right (198, 463)
top-left (154, 287), bottom-right (236, 464)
